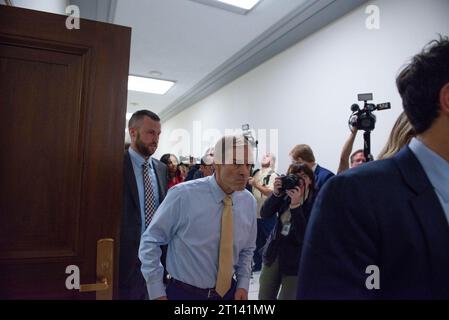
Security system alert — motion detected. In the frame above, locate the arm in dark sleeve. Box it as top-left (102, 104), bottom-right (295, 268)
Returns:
top-left (260, 193), bottom-right (284, 218)
top-left (289, 201), bottom-right (312, 244)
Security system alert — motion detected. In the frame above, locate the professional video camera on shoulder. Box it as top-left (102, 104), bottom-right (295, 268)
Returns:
top-left (348, 93), bottom-right (391, 162)
top-left (349, 93), bottom-right (391, 131)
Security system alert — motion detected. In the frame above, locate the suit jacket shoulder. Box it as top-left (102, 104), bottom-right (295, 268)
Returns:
top-left (298, 147), bottom-right (449, 299)
top-left (151, 157), bottom-right (168, 202)
top-left (124, 150), bottom-right (139, 209)
top-left (314, 165), bottom-right (334, 189)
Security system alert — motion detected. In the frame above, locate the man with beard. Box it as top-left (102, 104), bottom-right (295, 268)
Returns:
top-left (119, 110), bottom-right (168, 299)
top-left (139, 135), bottom-right (257, 300)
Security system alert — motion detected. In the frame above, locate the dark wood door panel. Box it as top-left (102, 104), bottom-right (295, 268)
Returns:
top-left (0, 5), bottom-right (131, 299)
top-left (0, 42), bottom-right (87, 261)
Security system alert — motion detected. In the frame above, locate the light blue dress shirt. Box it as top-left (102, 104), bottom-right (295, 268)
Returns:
top-left (139, 174), bottom-right (257, 299)
top-left (128, 147), bottom-right (161, 234)
top-left (409, 138), bottom-right (449, 224)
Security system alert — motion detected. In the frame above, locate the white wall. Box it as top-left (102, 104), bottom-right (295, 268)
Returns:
top-left (11, 0), bottom-right (68, 15)
top-left (157, 0), bottom-right (449, 174)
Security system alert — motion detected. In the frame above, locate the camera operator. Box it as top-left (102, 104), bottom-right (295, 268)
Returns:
top-left (337, 126), bottom-right (366, 174)
top-left (258, 163), bottom-right (316, 300)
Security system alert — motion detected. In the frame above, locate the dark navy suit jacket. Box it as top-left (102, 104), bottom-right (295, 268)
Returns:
top-left (119, 150), bottom-right (168, 299)
top-left (297, 147), bottom-right (449, 299)
top-left (314, 164), bottom-right (334, 190)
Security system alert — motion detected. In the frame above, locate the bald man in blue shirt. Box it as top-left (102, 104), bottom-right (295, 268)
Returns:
top-left (139, 135), bottom-right (257, 300)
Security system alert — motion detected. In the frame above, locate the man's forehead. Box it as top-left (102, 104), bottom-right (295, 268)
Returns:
top-left (141, 116), bottom-right (160, 126)
top-left (232, 146), bottom-right (254, 164)
top-left (216, 147), bottom-right (254, 164)
top-left (140, 117), bottom-right (161, 132)
top-left (213, 135), bottom-right (254, 164)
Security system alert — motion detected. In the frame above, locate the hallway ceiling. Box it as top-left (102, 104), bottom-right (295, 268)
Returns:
top-left (74, 0), bottom-right (367, 121)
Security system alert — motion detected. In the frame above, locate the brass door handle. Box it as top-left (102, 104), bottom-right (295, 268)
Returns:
top-left (79, 239), bottom-right (114, 300)
top-left (79, 277), bottom-right (109, 292)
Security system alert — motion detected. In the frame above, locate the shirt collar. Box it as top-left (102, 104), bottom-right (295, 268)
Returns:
top-left (409, 138), bottom-right (449, 203)
top-left (208, 174), bottom-right (232, 204)
top-left (128, 147), bottom-right (153, 169)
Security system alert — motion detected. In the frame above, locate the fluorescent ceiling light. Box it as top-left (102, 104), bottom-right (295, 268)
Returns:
top-left (128, 75), bottom-right (174, 95)
top-left (215, 0), bottom-right (260, 10)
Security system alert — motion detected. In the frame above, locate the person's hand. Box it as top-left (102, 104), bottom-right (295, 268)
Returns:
top-left (154, 296), bottom-right (168, 300)
top-left (286, 186), bottom-right (304, 206)
top-left (234, 288), bottom-right (248, 300)
top-left (273, 177), bottom-right (282, 195)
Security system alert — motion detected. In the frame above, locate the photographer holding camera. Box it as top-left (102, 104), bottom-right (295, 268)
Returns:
top-left (258, 163), bottom-right (316, 300)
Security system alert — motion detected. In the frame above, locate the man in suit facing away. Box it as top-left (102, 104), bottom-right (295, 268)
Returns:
top-left (119, 110), bottom-right (168, 299)
top-left (289, 144), bottom-right (334, 191)
top-left (297, 36), bottom-right (449, 299)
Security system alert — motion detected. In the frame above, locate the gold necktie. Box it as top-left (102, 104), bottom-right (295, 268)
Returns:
top-left (215, 195), bottom-right (233, 297)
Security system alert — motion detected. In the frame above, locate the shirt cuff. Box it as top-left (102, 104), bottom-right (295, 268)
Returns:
top-left (236, 276), bottom-right (250, 292)
top-left (147, 280), bottom-right (166, 300)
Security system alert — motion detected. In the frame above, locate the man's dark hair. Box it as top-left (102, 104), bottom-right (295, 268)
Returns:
top-left (289, 144), bottom-right (315, 163)
top-left (128, 110), bottom-right (160, 129)
top-left (287, 163), bottom-right (316, 192)
top-left (396, 35), bottom-right (449, 134)
top-left (350, 149), bottom-right (364, 163)
top-left (159, 153), bottom-right (173, 166)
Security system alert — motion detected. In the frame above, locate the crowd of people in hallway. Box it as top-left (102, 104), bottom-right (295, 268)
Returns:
top-left (119, 36), bottom-right (449, 300)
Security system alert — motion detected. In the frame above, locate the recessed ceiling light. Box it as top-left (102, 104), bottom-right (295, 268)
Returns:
top-left (215, 0), bottom-right (260, 10)
top-left (128, 75), bottom-right (174, 95)
top-left (190, 0), bottom-right (260, 14)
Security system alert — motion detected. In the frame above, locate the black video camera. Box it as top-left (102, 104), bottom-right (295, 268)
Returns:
top-left (279, 174), bottom-right (304, 193)
top-left (349, 93), bottom-right (391, 131)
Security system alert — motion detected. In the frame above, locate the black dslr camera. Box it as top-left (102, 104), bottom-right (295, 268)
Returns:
top-left (279, 174), bottom-right (304, 193)
top-left (349, 93), bottom-right (391, 131)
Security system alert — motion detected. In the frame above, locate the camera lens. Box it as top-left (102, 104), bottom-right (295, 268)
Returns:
top-left (280, 174), bottom-right (300, 192)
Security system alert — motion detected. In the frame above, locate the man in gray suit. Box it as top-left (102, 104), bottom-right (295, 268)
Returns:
top-left (119, 110), bottom-right (168, 299)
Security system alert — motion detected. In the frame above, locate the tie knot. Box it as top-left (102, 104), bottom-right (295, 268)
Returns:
top-left (142, 160), bottom-right (151, 169)
top-left (223, 196), bottom-right (232, 206)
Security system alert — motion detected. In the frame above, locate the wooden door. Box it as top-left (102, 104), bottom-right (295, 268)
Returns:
top-left (0, 5), bottom-right (131, 299)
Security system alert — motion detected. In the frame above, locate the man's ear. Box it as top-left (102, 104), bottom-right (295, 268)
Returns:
top-left (129, 127), bottom-right (137, 140)
top-left (440, 82), bottom-right (449, 116)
